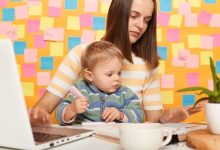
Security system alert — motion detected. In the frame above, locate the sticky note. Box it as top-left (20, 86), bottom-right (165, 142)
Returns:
top-left (80, 14), bottom-right (93, 27)
top-left (68, 36), bottom-right (81, 50)
top-left (157, 46), bottom-right (167, 60)
top-left (2, 8), bottom-right (15, 21)
top-left (67, 16), bottom-right (80, 30)
top-left (186, 73), bottom-right (199, 86)
top-left (173, 0), bottom-right (186, 8)
top-left (48, 7), bottom-right (62, 17)
top-left (200, 51), bottom-right (213, 65)
top-left (208, 80), bottom-right (213, 91)
top-left (159, 0), bottom-right (172, 12)
top-left (13, 24), bottom-right (25, 39)
top-left (201, 36), bottom-right (214, 50)
top-left (204, 0), bottom-right (216, 3)
top-left (167, 28), bottom-right (180, 42)
top-left (178, 49), bottom-right (190, 60)
top-left (96, 30), bottom-right (105, 41)
top-left (158, 60), bottom-right (165, 74)
top-left (50, 42), bottom-right (64, 56)
top-left (161, 91), bottom-right (173, 104)
top-left (182, 94), bottom-right (195, 107)
top-left (22, 64), bottom-right (36, 77)
top-left (65, 0), bottom-right (77, 10)
top-left (15, 5), bottom-right (28, 20)
top-left (188, 0), bottom-right (201, 7)
top-left (17, 64), bottom-right (21, 76)
top-left (22, 82), bottom-right (34, 96)
top-left (172, 57), bottom-right (185, 67)
top-left (171, 43), bottom-right (185, 57)
top-left (4, 26), bottom-right (18, 40)
top-left (169, 14), bottom-right (182, 27)
top-left (37, 72), bottom-right (50, 86)
top-left (93, 17), bottom-right (105, 30)
top-left (0, 22), bottom-right (12, 35)
top-left (186, 54), bottom-right (199, 68)
top-left (34, 35), bottom-right (46, 48)
top-left (198, 11), bottom-right (211, 25)
top-left (27, 20), bottom-right (40, 33)
top-left (49, 0), bottom-right (62, 7)
top-left (14, 41), bottom-right (26, 54)
top-left (39, 88), bottom-right (46, 97)
top-left (84, 0), bottom-right (98, 12)
top-left (0, 0), bottom-right (7, 7)
top-left (157, 28), bottom-right (162, 42)
top-left (185, 13), bottom-right (198, 27)
top-left (157, 12), bottom-right (170, 26)
top-left (44, 28), bottom-right (64, 42)
top-left (27, 0), bottom-right (40, 6)
top-left (101, 1), bottom-right (111, 14)
top-left (81, 30), bottom-right (96, 43)
top-left (210, 14), bottom-right (220, 27)
top-left (188, 34), bottom-right (201, 48)
top-left (161, 74), bottom-right (174, 88)
top-left (40, 57), bottom-right (53, 70)
top-left (24, 49), bottom-right (38, 63)
top-left (213, 34), bottom-right (220, 47)
top-left (28, 2), bottom-right (42, 16)
top-left (216, 61), bottom-right (220, 73)
top-left (40, 16), bottom-right (54, 30)
top-left (178, 2), bottom-right (191, 15)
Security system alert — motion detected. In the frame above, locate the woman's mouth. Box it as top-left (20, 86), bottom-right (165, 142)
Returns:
top-left (130, 31), bottom-right (140, 37)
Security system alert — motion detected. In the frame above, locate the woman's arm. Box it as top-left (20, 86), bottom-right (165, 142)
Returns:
top-left (144, 110), bottom-right (162, 123)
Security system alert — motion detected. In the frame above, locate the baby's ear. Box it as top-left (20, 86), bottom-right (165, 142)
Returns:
top-left (83, 69), bottom-right (94, 82)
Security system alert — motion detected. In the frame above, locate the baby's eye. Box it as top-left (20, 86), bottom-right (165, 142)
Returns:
top-left (106, 73), bottom-right (112, 77)
top-left (118, 72), bottom-right (121, 76)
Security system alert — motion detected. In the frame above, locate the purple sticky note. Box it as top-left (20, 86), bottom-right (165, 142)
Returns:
top-left (178, 49), bottom-right (191, 60)
top-left (44, 27), bottom-right (64, 41)
top-left (186, 73), bottom-right (199, 86)
top-left (22, 64), bottom-right (36, 77)
top-left (0, 0), bottom-right (7, 7)
top-left (48, 7), bottom-right (62, 17)
top-left (15, 5), bottom-right (28, 20)
top-left (210, 14), bottom-right (220, 27)
top-left (198, 11), bottom-right (211, 25)
top-left (81, 30), bottom-right (96, 43)
top-left (24, 49), bottom-right (38, 63)
top-left (178, 2), bottom-right (191, 15)
top-left (157, 12), bottom-right (170, 26)
top-left (34, 35), bottom-right (47, 48)
top-left (27, 20), bottom-right (40, 33)
top-left (185, 13), bottom-right (198, 27)
top-left (213, 34), bottom-right (220, 47)
top-left (167, 29), bottom-right (180, 42)
top-left (80, 14), bottom-right (93, 27)
top-left (161, 74), bottom-right (174, 88)
top-left (201, 35), bottom-right (214, 50)
top-left (186, 54), bottom-right (199, 68)
top-left (37, 72), bottom-right (50, 86)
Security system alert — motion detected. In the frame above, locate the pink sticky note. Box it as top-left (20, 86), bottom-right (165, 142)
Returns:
top-left (84, 0), bottom-right (98, 12)
top-left (0, 0), bottom-right (7, 7)
top-left (27, 20), bottom-right (40, 33)
top-left (178, 2), bottom-right (191, 15)
top-left (5, 26), bottom-right (18, 40)
top-left (15, 5), bottom-right (28, 20)
top-left (185, 13), bottom-right (198, 27)
top-left (167, 29), bottom-right (180, 42)
top-left (161, 74), bottom-right (174, 88)
top-left (0, 22), bottom-right (12, 34)
top-left (81, 30), bottom-right (96, 43)
top-left (38, 88), bottom-right (46, 97)
top-left (44, 28), bottom-right (64, 42)
top-left (186, 73), bottom-right (199, 86)
top-left (48, 7), bottom-right (62, 17)
top-left (37, 72), bottom-right (50, 86)
top-left (186, 54), bottom-right (199, 68)
top-left (48, 0), bottom-right (62, 7)
top-left (22, 64), bottom-right (36, 77)
top-left (34, 35), bottom-right (46, 48)
top-left (198, 11), bottom-right (212, 25)
top-left (178, 49), bottom-right (190, 60)
top-left (27, 0), bottom-right (40, 6)
top-left (210, 14), bottom-right (220, 27)
top-left (208, 79), bottom-right (213, 91)
top-left (201, 36), bottom-right (214, 50)
top-left (157, 12), bottom-right (170, 26)
top-left (213, 34), bottom-right (220, 47)
top-left (24, 49), bottom-right (38, 63)
top-left (172, 57), bottom-right (185, 67)
top-left (80, 14), bottom-right (93, 27)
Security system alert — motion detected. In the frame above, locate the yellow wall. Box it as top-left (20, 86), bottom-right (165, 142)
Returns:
top-left (1, 0), bottom-right (220, 123)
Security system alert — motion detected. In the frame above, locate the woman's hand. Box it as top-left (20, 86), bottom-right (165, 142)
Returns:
top-left (102, 107), bottom-right (121, 122)
top-left (29, 107), bottom-right (51, 125)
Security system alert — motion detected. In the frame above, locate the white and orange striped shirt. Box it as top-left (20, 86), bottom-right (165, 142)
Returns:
top-left (47, 43), bottom-right (163, 111)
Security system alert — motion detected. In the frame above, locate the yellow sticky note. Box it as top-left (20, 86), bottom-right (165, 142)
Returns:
top-left (96, 30), bottom-right (105, 41)
top-left (40, 16), bottom-right (54, 30)
top-left (28, 2), bottom-right (42, 16)
top-left (173, 0), bottom-right (186, 8)
top-left (161, 91), bottom-right (174, 104)
top-left (200, 51), bottom-right (213, 65)
top-left (169, 14), bottom-right (183, 27)
top-left (188, 0), bottom-right (201, 7)
top-left (50, 42), bottom-right (64, 56)
top-left (188, 34), bottom-right (201, 48)
top-left (22, 82), bottom-right (34, 96)
top-left (158, 60), bottom-right (165, 74)
top-left (157, 28), bottom-right (162, 42)
top-left (17, 64), bottom-right (21, 76)
top-left (101, 2), bottom-right (110, 14)
top-left (67, 16), bottom-right (80, 30)
top-left (171, 43), bottom-right (185, 57)
top-left (0, 34), bottom-right (5, 38)
top-left (13, 24), bottom-right (25, 39)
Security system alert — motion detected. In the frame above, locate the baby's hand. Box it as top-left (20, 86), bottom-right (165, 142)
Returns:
top-left (29, 107), bottom-right (51, 125)
top-left (70, 97), bottom-right (89, 114)
top-left (102, 107), bottom-right (121, 122)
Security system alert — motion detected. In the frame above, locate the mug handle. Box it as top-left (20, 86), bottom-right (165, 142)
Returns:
top-left (161, 131), bottom-right (172, 147)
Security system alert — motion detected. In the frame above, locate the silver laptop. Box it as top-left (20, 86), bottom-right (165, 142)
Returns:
top-left (0, 39), bottom-right (94, 150)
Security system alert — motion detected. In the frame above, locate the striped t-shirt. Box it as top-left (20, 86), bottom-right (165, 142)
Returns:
top-left (47, 43), bottom-right (163, 111)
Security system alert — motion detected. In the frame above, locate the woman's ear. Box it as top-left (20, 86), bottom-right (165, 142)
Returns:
top-left (84, 69), bottom-right (93, 82)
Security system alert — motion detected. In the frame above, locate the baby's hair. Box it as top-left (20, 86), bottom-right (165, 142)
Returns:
top-left (80, 40), bottom-right (124, 75)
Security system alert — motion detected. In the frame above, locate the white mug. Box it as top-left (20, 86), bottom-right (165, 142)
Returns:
top-left (119, 123), bottom-right (172, 150)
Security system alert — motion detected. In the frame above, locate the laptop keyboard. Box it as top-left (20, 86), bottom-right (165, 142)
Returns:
top-left (33, 132), bottom-right (66, 142)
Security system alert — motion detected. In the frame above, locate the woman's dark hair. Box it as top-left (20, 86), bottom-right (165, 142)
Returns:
top-left (102, 0), bottom-right (159, 69)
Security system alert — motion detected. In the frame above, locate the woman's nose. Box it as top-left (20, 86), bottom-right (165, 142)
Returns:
top-left (135, 18), bottom-right (144, 29)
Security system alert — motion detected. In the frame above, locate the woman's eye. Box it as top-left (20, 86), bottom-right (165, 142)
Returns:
top-left (130, 15), bottom-right (137, 19)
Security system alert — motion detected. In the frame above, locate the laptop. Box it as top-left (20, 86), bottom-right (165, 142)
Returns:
top-left (0, 39), bottom-right (94, 150)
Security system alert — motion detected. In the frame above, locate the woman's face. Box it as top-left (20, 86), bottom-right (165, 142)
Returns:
top-left (128, 0), bottom-right (154, 44)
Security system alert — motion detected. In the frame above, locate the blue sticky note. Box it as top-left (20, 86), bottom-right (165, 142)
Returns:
top-left (14, 41), bottom-right (26, 54)
top-left (2, 8), bottom-right (15, 21)
top-left (68, 37), bottom-right (81, 50)
top-left (182, 94), bottom-right (195, 107)
top-left (159, 0), bottom-right (172, 12)
top-left (216, 61), bottom-right (220, 74)
top-left (65, 0), bottom-right (77, 10)
top-left (204, 0), bottom-right (216, 4)
top-left (157, 46), bottom-right (167, 60)
top-left (40, 57), bottom-right (53, 70)
top-left (93, 17), bottom-right (105, 30)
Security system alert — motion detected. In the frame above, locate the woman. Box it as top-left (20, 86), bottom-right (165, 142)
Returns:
top-left (29, 0), bottom-right (201, 125)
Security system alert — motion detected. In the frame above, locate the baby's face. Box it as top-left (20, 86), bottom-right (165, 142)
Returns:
top-left (91, 57), bottom-right (122, 94)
